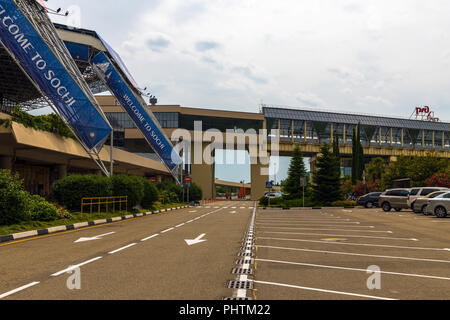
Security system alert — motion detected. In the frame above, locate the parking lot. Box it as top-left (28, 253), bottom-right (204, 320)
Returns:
top-left (252, 207), bottom-right (450, 300)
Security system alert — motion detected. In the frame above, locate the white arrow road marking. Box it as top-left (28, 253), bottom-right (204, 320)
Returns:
top-left (257, 226), bottom-right (392, 233)
top-left (0, 282), bottom-right (40, 299)
top-left (258, 237), bottom-right (448, 251)
top-left (185, 234), bottom-right (207, 246)
top-left (261, 231), bottom-right (418, 241)
top-left (74, 232), bottom-right (115, 243)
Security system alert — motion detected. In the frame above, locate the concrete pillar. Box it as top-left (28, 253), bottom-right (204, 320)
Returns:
top-left (191, 143), bottom-right (215, 200)
top-left (57, 164), bottom-right (68, 180)
top-left (251, 158), bottom-right (270, 201)
top-left (422, 130), bottom-right (425, 148)
top-left (0, 156), bottom-right (12, 170)
top-left (401, 129), bottom-right (404, 147)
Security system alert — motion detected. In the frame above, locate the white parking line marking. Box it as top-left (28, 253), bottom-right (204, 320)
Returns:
top-left (0, 281), bottom-right (40, 299)
top-left (0, 282), bottom-right (40, 299)
top-left (257, 245), bottom-right (450, 264)
top-left (258, 237), bottom-right (447, 251)
top-left (189, 211), bottom-right (197, 213)
top-left (141, 234), bottom-right (159, 242)
top-left (253, 280), bottom-right (396, 300)
top-left (161, 228), bottom-right (175, 233)
top-left (175, 223), bottom-right (185, 228)
top-left (51, 257), bottom-right (103, 276)
top-left (257, 226), bottom-right (392, 233)
top-left (256, 259), bottom-right (450, 281)
top-left (260, 231), bottom-right (418, 241)
top-left (258, 222), bottom-right (362, 225)
top-left (108, 243), bottom-right (137, 254)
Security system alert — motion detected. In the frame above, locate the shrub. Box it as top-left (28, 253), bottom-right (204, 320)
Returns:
top-left (28, 195), bottom-right (60, 221)
top-left (331, 200), bottom-right (357, 207)
top-left (0, 170), bottom-right (33, 225)
top-left (189, 183), bottom-right (203, 202)
top-left (259, 196), bottom-right (269, 207)
top-left (157, 181), bottom-right (182, 203)
top-left (169, 192), bottom-right (179, 203)
top-left (52, 175), bottom-right (112, 211)
top-left (0, 170), bottom-right (63, 225)
top-left (111, 175), bottom-right (144, 208)
top-left (141, 179), bottom-right (159, 209)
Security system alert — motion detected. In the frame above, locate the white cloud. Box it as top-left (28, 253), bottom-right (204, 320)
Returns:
top-left (295, 92), bottom-right (326, 108)
top-left (48, 0), bottom-right (450, 120)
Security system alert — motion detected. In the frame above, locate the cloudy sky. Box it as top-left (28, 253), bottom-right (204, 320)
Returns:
top-left (49, 0), bottom-right (450, 182)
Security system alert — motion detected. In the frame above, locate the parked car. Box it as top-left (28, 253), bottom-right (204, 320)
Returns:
top-left (426, 192), bottom-right (450, 218)
top-left (412, 191), bottom-right (449, 215)
top-left (357, 192), bottom-right (383, 208)
top-left (264, 192), bottom-right (283, 199)
top-left (378, 188), bottom-right (411, 212)
top-left (408, 187), bottom-right (449, 209)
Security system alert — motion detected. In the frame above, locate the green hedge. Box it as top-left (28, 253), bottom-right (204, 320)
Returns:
top-left (111, 175), bottom-right (144, 208)
top-left (259, 196), bottom-right (316, 208)
top-left (51, 174), bottom-right (161, 211)
top-left (52, 175), bottom-right (112, 211)
top-left (157, 181), bottom-right (183, 203)
top-left (331, 201), bottom-right (356, 207)
top-left (189, 182), bottom-right (203, 202)
top-left (0, 170), bottom-right (60, 225)
top-left (142, 179), bottom-right (159, 209)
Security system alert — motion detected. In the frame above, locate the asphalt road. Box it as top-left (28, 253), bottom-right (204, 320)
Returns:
top-left (0, 201), bottom-right (254, 300)
top-left (1, 204), bottom-right (449, 300)
top-left (253, 208), bottom-right (450, 300)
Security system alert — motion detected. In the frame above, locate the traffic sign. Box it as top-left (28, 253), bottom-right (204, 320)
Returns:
top-left (266, 181), bottom-right (273, 189)
top-left (185, 176), bottom-right (191, 183)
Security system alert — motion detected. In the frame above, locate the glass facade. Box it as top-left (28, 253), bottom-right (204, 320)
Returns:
top-left (153, 112), bottom-right (179, 128)
top-left (263, 106), bottom-right (450, 150)
top-left (105, 112), bottom-right (135, 130)
top-left (179, 114), bottom-right (263, 132)
top-left (105, 112), bottom-right (180, 129)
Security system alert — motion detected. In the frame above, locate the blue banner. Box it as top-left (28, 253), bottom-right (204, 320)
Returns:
top-left (0, 0), bottom-right (112, 150)
top-left (91, 52), bottom-right (182, 172)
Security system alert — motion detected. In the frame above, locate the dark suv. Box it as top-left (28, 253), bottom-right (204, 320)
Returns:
top-left (378, 189), bottom-right (411, 212)
top-left (357, 192), bottom-right (383, 208)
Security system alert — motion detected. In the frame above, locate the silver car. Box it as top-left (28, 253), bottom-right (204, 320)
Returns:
top-left (426, 192), bottom-right (450, 218)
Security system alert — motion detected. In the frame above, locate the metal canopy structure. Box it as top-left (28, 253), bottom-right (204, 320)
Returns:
top-left (263, 106), bottom-right (450, 132)
top-left (0, 0), bottom-right (113, 176)
top-left (52, 23), bottom-right (184, 184)
top-left (0, 26), bottom-right (107, 113)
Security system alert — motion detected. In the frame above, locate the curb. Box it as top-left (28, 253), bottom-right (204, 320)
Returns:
top-left (0, 205), bottom-right (191, 244)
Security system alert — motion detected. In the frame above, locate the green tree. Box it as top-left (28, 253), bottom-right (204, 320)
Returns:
top-left (352, 123), bottom-right (364, 184)
top-left (313, 144), bottom-right (343, 205)
top-left (282, 144), bottom-right (307, 200)
top-left (367, 157), bottom-right (385, 182)
top-left (189, 182), bottom-right (203, 202)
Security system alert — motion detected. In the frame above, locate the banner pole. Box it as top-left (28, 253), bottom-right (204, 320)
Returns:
top-left (110, 130), bottom-right (114, 177)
